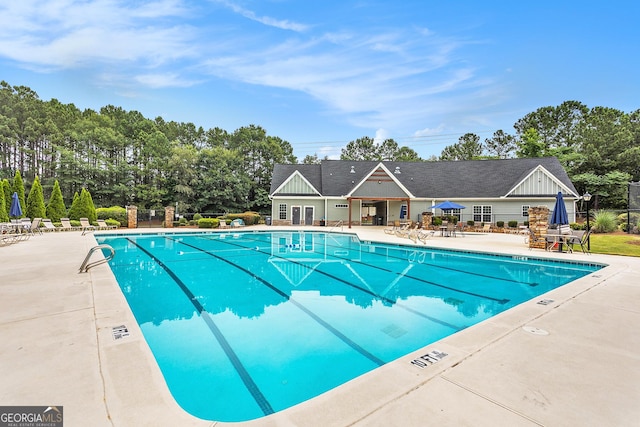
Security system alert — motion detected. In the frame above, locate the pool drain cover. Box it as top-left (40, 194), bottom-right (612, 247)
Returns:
top-left (537, 299), bottom-right (554, 305)
top-left (522, 326), bottom-right (549, 336)
top-left (112, 325), bottom-right (130, 340)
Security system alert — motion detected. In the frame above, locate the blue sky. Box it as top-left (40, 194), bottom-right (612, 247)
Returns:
top-left (1, 1), bottom-right (638, 160)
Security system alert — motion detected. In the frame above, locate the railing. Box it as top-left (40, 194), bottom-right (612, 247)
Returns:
top-left (79, 244), bottom-right (115, 273)
top-left (328, 220), bottom-right (344, 233)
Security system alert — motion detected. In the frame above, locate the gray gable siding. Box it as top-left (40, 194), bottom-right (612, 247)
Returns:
top-left (352, 180), bottom-right (408, 197)
top-left (277, 173), bottom-right (318, 195)
top-left (510, 167), bottom-right (569, 196)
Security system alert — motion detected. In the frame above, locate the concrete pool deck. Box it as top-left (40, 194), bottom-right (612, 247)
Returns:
top-left (0, 226), bottom-right (638, 426)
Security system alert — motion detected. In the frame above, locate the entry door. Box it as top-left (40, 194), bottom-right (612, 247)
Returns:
top-left (304, 207), bottom-right (313, 225)
top-left (292, 206), bottom-right (301, 225)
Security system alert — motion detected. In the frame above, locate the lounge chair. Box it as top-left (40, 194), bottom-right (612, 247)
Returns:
top-left (219, 219), bottom-right (228, 229)
top-left (80, 218), bottom-right (97, 235)
top-left (417, 229), bottom-right (435, 243)
top-left (41, 219), bottom-right (58, 232)
top-left (24, 217), bottom-right (42, 236)
top-left (479, 224), bottom-right (492, 233)
top-left (566, 227), bottom-right (593, 254)
top-left (0, 223), bottom-right (22, 245)
top-left (384, 220), bottom-right (400, 235)
top-left (60, 218), bottom-right (79, 232)
top-left (230, 219), bottom-right (245, 227)
top-left (395, 222), bottom-right (413, 238)
top-left (96, 219), bottom-right (117, 230)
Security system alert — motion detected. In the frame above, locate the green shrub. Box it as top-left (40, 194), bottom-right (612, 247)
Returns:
top-left (179, 217), bottom-right (188, 225)
top-left (466, 220), bottom-right (474, 226)
top-left (592, 210), bottom-right (617, 233)
top-left (226, 212), bottom-right (261, 225)
top-left (105, 218), bottom-right (120, 227)
top-left (496, 221), bottom-right (504, 228)
top-left (193, 213), bottom-right (203, 221)
top-left (524, 221), bottom-right (529, 227)
top-left (508, 220), bottom-right (518, 228)
top-left (198, 218), bottom-right (218, 228)
top-left (570, 222), bottom-right (585, 230)
top-left (96, 206), bottom-right (127, 224)
top-left (432, 217), bottom-right (442, 226)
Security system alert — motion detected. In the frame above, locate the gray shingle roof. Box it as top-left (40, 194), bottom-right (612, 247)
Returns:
top-left (271, 157), bottom-right (577, 198)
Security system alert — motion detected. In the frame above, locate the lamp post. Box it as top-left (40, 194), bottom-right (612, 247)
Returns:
top-left (583, 192), bottom-right (592, 250)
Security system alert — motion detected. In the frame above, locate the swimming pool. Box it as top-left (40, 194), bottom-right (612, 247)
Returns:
top-left (97, 231), bottom-right (603, 422)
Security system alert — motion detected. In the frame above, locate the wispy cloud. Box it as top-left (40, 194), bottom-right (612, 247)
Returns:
top-left (210, 0), bottom-right (309, 32)
top-left (0, 0), bottom-right (196, 72)
top-left (202, 26), bottom-right (494, 134)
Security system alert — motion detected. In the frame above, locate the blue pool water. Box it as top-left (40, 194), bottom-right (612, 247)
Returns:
top-left (97, 231), bottom-right (603, 422)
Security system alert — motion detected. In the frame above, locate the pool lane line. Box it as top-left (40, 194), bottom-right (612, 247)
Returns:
top-left (223, 234), bottom-right (510, 305)
top-left (169, 237), bottom-right (386, 367)
top-left (190, 236), bottom-right (465, 332)
top-left (259, 233), bottom-right (538, 288)
top-left (125, 238), bottom-right (275, 416)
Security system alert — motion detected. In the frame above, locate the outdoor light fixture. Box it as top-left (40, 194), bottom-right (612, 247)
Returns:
top-left (350, 166), bottom-right (355, 173)
top-left (394, 166), bottom-right (401, 174)
top-left (583, 192), bottom-right (592, 250)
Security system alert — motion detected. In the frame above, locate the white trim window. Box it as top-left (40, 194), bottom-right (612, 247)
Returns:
top-left (443, 208), bottom-right (461, 221)
top-left (279, 203), bottom-right (287, 220)
top-left (473, 205), bottom-right (492, 223)
top-left (522, 205), bottom-right (530, 217)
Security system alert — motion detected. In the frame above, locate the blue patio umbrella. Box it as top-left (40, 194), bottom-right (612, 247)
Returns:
top-left (550, 191), bottom-right (569, 225)
top-left (431, 200), bottom-right (466, 210)
top-left (9, 192), bottom-right (22, 218)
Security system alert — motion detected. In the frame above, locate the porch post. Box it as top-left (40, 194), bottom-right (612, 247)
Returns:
top-left (348, 197), bottom-right (352, 228)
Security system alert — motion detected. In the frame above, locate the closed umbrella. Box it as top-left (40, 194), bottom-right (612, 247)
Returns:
top-left (550, 192), bottom-right (569, 225)
top-left (9, 192), bottom-right (22, 218)
top-left (431, 200), bottom-right (466, 210)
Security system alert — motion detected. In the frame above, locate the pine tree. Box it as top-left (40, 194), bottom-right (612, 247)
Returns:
top-left (79, 188), bottom-right (97, 222)
top-left (0, 186), bottom-right (8, 223)
top-left (2, 179), bottom-right (10, 217)
top-left (46, 180), bottom-right (67, 222)
top-left (11, 171), bottom-right (26, 218)
top-left (68, 191), bottom-right (80, 220)
top-left (26, 176), bottom-right (46, 219)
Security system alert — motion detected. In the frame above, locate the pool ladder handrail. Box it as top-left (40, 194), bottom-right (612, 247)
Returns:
top-left (79, 244), bottom-right (115, 273)
top-left (328, 219), bottom-right (344, 232)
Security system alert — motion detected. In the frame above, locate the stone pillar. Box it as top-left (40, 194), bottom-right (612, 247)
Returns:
top-left (126, 205), bottom-right (138, 229)
top-left (165, 206), bottom-right (175, 228)
top-left (528, 206), bottom-right (549, 249)
top-left (421, 212), bottom-right (433, 229)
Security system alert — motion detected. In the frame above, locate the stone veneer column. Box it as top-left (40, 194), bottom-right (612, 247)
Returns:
top-left (528, 206), bottom-right (549, 249)
top-left (126, 205), bottom-right (138, 229)
top-left (421, 212), bottom-right (433, 229)
top-left (165, 206), bottom-right (174, 228)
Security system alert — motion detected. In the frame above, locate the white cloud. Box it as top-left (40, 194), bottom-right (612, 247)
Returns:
top-left (0, 0), bottom-right (197, 76)
top-left (211, 0), bottom-right (309, 32)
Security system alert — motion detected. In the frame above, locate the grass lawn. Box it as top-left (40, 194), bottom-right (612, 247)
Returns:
top-left (589, 233), bottom-right (640, 257)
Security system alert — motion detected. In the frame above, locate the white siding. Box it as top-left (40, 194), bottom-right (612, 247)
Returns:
top-left (512, 169), bottom-right (565, 195)
top-left (278, 174), bottom-right (317, 195)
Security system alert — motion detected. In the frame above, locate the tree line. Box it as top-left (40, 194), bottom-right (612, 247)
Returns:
top-left (1, 80), bottom-right (638, 214)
